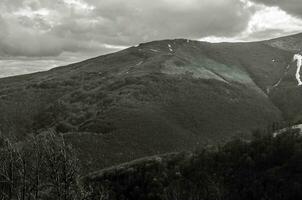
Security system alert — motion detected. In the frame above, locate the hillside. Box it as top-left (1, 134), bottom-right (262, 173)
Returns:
top-left (1, 33), bottom-right (302, 170)
top-left (83, 129), bottom-right (302, 200)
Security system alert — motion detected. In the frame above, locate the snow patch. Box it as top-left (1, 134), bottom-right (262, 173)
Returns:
top-left (272, 78), bottom-right (282, 88)
top-left (268, 64), bottom-right (291, 94)
top-left (273, 124), bottom-right (302, 137)
top-left (136, 61), bottom-right (143, 66)
top-left (150, 49), bottom-right (160, 52)
top-left (168, 44), bottom-right (173, 52)
top-left (293, 54), bottom-right (302, 86)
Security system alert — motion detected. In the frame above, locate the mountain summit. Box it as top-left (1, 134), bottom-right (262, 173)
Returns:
top-left (1, 33), bottom-right (302, 170)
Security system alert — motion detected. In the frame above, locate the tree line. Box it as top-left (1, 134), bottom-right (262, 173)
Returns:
top-left (83, 128), bottom-right (302, 200)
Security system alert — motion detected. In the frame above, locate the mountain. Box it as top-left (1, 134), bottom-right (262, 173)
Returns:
top-left (0, 33), bottom-right (302, 171)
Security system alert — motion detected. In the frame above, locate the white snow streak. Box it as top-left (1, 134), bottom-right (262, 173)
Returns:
top-left (272, 78), bottom-right (282, 88)
top-left (293, 54), bottom-right (302, 86)
top-left (168, 44), bottom-right (173, 52)
top-left (136, 61), bottom-right (143, 66)
top-left (267, 64), bottom-right (291, 94)
top-left (273, 124), bottom-right (302, 137)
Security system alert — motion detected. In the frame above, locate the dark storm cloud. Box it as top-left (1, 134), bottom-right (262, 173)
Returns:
top-left (0, 0), bottom-right (254, 57)
top-left (250, 0), bottom-right (302, 18)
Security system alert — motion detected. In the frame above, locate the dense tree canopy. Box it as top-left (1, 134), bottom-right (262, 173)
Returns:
top-left (84, 128), bottom-right (302, 200)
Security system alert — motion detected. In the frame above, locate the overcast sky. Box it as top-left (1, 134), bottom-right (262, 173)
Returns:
top-left (0, 0), bottom-right (302, 77)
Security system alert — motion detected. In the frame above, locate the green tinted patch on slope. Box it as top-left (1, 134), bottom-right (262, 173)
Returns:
top-left (162, 55), bottom-right (254, 84)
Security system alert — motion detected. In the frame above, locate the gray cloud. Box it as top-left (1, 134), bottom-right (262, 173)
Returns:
top-left (88, 0), bottom-right (253, 44)
top-left (0, 0), bottom-right (255, 58)
top-left (0, 0), bottom-right (302, 77)
top-left (250, 0), bottom-right (302, 18)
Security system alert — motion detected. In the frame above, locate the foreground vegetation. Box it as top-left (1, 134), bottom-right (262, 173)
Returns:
top-left (1, 127), bottom-right (302, 199)
top-left (0, 131), bottom-right (85, 200)
top-left (84, 128), bottom-right (302, 200)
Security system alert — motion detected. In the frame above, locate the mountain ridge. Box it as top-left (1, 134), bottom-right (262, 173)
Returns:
top-left (1, 33), bottom-right (302, 171)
